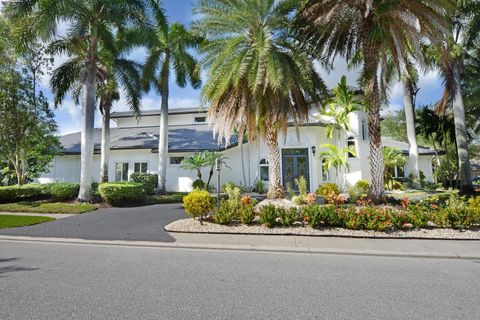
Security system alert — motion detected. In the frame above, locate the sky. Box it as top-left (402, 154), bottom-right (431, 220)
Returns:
top-left (31, 0), bottom-right (445, 135)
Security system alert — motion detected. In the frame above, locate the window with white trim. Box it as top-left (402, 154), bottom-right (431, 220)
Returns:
top-left (259, 159), bottom-right (269, 181)
top-left (134, 162), bottom-right (148, 173)
top-left (115, 162), bottom-right (129, 181)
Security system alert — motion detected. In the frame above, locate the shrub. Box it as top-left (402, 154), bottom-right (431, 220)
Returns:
top-left (182, 189), bottom-right (214, 221)
top-left (258, 204), bottom-right (277, 228)
top-left (316, 183), bottom-right (340, 204)
top-left (304, 192), bottom-right (316, 205)
top-left (0, 184), bottom-right (50, 203)
top-left (239, 204), bottom-right (255, 225)
top-left (99, 182), bottom-right (146, 206)
top-left (319, 205), bottom-right (343, 227)
top-left (295, 176), bottom-right (308, 196)
top-left (212, 201), bottom-right (237, 225)
top-left (130, 173), bottom-right (158, 195)
top-left (342, 206), bottom-right (394, 231)
top-left (252, 180), bottom-right (265, 194)
top-left (192, 179), bottom-right (205, 190)
top-left (222, 181), bottom-right (246, 193)
top-left (278, 207), bottom-right (298, 227)
top-left (50, 183), bottom-right (80, 201)
top-left (387, 180), bottom-right (406, 191)
top-left (355, 180), bottom-right (370, 194)
top-left (302, 204), bottom-right (322, 228)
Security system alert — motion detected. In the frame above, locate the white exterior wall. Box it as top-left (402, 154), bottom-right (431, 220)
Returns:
top-left (114, 112), bottom-right (209, 128)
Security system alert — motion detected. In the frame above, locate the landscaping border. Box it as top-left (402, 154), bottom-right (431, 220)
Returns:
top-left (165, 219), bottom-right (480, 241)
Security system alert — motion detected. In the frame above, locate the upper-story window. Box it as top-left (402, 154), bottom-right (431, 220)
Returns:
top-left (194, 116), bottom-right (206, 123)
top-left (347, 136), bottom-right (357, 158)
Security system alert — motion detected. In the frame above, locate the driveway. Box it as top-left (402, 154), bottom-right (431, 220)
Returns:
top-left (0, 203), bottom-right (186, 242)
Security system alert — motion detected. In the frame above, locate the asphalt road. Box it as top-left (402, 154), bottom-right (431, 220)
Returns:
top-left (0, 203), bottom-right (186, 241)
top-left (1, 241), bottom-right (479, 320)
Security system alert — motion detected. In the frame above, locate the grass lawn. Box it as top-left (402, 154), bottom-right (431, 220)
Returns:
top-left (146, 193), bottom-right (185, 205)
top-left (0, 215), bottom-right (55, 229)
top-left (0, 201), bottom-right (97, 214)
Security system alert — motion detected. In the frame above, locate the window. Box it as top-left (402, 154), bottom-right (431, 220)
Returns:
top-left (395, 165), bottom-right (405, 178)
top-left (115, 162), bottom-right (129, 181)
top-left (134, 162), bottom-right (148, 173)
top-left (259, 159), bottom-right (269, 181)
top-left (347, 136), bottom-right (356, 158)
top-left (361, 119), bottom-right (367, 141)
top-left (194, 116), bottom-right (206, 123)
top-left (170, 156), bottom-right (184, 165)
top-left (322, 158), bottom-right (329, 181)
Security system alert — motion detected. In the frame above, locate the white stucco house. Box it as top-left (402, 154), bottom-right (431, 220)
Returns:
top-left (38, 106), bottom-right (437, 192)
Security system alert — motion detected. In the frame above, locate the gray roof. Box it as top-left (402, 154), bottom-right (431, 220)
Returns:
top-left (111, 107), bottom-right (208, 119)
top-left (382, 137), bottom-right (438, 156)
top-left (59, 126), bottom-right (239, 154)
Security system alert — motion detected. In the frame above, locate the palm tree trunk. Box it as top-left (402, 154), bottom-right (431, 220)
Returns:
top-left (363, 45), bottom-right (385, 203)
top-left (451, 59), bottom-right (473, 193)
top-left (157, 62), bottom-right (169, 195)
top-left (78, 60), bottom-right (96, 202)
top-left (265, 121), bottom-right (284, 199)
top-left (100, 103), bottom-right (111, 183)
top-left (402, 73), bottom-right (421, 189)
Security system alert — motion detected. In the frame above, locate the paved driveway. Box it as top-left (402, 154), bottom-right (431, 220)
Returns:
top-left (0, 203), bottom-right (186, 242)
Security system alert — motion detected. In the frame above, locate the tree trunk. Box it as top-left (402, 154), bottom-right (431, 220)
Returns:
top-left (78, 49), bottom-right (97, 202)
top-left (451, 60), bottom-right (473, 194)
top-left (265, 121), bottom-right (284, 199)
top-left (157, 62), bottom-right (169, 195)
top-left (100, 103), bottom-right (111, 183)
top-left (402, 73), bottom-right (421, 189)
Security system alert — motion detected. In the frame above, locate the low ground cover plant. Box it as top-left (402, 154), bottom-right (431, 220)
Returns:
top-left (0, 201), bottom-right (96, 214)
top-left (0, 215), bottom-right (55, 229)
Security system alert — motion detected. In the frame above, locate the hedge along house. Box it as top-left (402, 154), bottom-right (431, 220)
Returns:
top-left (38, 107), bottom-right (438, 192)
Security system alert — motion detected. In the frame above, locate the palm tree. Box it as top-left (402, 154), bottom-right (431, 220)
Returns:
top-left (382, 146), bottom-right (407, 190)
top-left (134, 17), bottom-right (202, 195)
top-left (432, 0), bottom-right (480, 193)
top-left (204, 151), bottom-right (229, 190)
top-left (300, 0), bottom-right (452, 203)
top-left (320, 75), bottom-right (363, 139)
top-left (180, 152), bottom-right (209, 183)
top-left (6, 0), bottom-right (155, 201)
top-left (194, 0), bottom-right (325, 199)
top-left (319, 143), bottom-right (356, 191)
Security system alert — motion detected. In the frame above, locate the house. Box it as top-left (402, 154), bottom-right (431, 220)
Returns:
top-left (38, 107), bottom-right (437, 192)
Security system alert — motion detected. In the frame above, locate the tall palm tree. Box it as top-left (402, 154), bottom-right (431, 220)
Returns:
top-left (319, 143), bottom-right (356, 191)
top-left (135, 18), bottom-right (202, 195)
top-left (6, 0), bottom-right (155, 201)
top-left (194, 0), bottom-right (325, 199)
top-left (300, 0), bottom-right (452, 203)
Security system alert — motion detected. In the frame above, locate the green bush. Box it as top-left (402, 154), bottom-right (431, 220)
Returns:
top-left (354, 180), bottom-right (370, 193)
top-left (0, 184), bottom-right (50, 203)
top-left (183, 189), bottom-right (214, 220)
top-left (278, 207), bottom-right (298, 227)
top-left (130, 173), bottom-right (158, 195)
top-left (98, 182), bottom-right (146, 206)
top-left (50, 183), bottom-right (79, 201)
top-left (252, 180), bottom-right (265, 194)
top-left (221, 181), bottom-right (246, 193)
top-left (212, 201), bottom-right (238, 225)
top-left (302, 204), bottom-right (322, 228)
top-left (295, 176), bottom-right (308, 196)
top-left (239, 204), bottom-right (255, 225)
top-left (258, 204), bottom-right (277, 228)
top-left (316, 183), bottom-right (340, 203)
top-left (319, 205), bottom-right (343, 227)
top-left (192, 179), bottom-right (205, 190)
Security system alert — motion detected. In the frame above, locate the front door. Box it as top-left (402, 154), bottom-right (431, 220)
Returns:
top-left (282, 148), bottom-right (310, 191)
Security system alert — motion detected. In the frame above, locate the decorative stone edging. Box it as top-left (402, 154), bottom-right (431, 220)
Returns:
top-left (165, 218), bottom-right (480, 240)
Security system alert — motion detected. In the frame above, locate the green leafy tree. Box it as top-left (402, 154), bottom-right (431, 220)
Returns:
top-left (320, 75), bottom-right (363, 139)
top-left (319, 143), bottom-right (356, 191)
top-left (382, 147), bottom-right (407, 190)
top-left (0, 72), bottom-right (60, 185)
top-left (300, 0), bottom-right (452, 202)
top-left (195, 0), bottom-right (325, 199)
top-left (6, 0), bottom-right (157, 201)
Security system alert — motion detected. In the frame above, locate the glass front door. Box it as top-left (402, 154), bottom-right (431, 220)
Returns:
top-left (282, 149), bottom-right (310, 191)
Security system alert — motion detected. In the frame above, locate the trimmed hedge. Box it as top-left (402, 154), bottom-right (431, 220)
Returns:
top-left (130, 173), bottom-right (158, 195)
top-left (50, 183), bottom-right (80, 201)
top-left (0, 184), bottom-right (51, 203)
top-left (98, 182), bottom-right (146, 206)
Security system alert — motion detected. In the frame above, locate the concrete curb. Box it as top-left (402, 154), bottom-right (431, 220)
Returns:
top-left (1, 235), bottom-right (479, 260)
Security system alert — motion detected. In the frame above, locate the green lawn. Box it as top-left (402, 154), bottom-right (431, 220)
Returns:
top-left (0, 215), bottom-right (55, 229)
top-left (146, 193), bottom-right (185, 205)
top-left (0, 201), bottom-right (97, 214)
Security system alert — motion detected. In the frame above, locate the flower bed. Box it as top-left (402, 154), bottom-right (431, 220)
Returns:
top-left (173, 186), bottom-right (480, 239)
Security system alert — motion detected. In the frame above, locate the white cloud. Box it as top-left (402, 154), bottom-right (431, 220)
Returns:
top-left (55, 100), bottom-right (83, 135)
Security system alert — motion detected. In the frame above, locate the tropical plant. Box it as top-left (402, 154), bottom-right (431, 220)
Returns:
top-left (204, 152), bottom-right (229, 189)
top-left (5, 0), bottom-right (156, 201)
top-left (180, 152), bottom-right (210, 186)
top-left (195, 0), bottom-right (325, 199)
top-left (319, 75), bottom-right (363, 139)
top-left (319, 143), bottom-right (356, 190)
top-left (382, 147), bottom-right (407, 190)
top-left (299, 0), bottom-right (452, 202)
top-left (131, 15), bottom-right (202, 194)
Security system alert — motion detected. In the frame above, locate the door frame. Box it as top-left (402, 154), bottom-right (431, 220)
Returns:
top-left (281, 148), bottom-right (310, 191)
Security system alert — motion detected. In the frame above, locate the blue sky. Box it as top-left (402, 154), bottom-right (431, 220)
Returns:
top-left (36, 1), bottom-right (444, 135)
